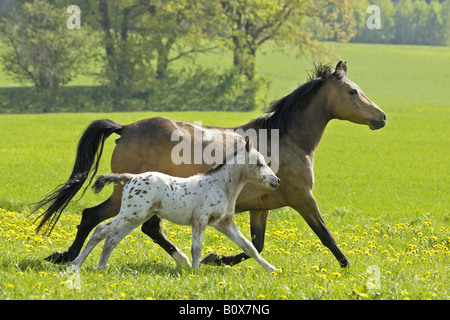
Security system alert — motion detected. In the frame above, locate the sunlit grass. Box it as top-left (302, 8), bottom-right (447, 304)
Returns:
top-left (1, 208), bottom-right (448, 300)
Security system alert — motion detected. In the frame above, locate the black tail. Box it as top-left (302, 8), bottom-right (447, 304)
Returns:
top-left (33, 119), bottom-right (123, 235)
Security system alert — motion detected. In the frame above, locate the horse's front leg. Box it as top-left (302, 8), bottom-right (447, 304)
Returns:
top-left (292, 191), bottom-right (350, 268)
top-left (201, 210), bottom-right (269, 266)
top-left (141, 216), bottom-right (191, 268)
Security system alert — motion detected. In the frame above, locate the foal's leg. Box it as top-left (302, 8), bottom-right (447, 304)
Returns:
top-left (214, 217), bottom-right (276, 273)
top-left (45, 192), bottom-right (122, 264)
top-left (201, 210), bottom-right (269, 266)
top-left (191, 216), bottom-right (208, 272)
top-left (69, 221), bottom-right (112, 268)
top-left (97, 211), bottom-right (153, 269)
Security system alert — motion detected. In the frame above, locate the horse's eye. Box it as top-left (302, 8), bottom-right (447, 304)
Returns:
top-left (256, 160), bottom-right (263, 167)
top-left (350, 89), bottom-right (358, 95)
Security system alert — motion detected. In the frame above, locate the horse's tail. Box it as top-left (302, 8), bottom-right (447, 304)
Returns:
top-left (92, 173), bottom-right (135, 194)
top-left (33, 119), bottom-right (123, 235)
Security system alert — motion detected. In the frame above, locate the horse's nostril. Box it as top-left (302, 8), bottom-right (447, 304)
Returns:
top-left (383, 113), bottom-right (387, 121)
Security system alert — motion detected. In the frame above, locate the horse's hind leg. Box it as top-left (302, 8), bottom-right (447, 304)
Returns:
top-left (141, 216), bottom-right (191, 267)
top-left (201, 210), bottom-right (269, 266)
top-left (214, 217), bottom-right (276, 273)
top-left (45, 191), bottom-right (122, 264)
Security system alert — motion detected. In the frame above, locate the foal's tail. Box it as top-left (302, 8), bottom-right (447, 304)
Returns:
top-left (33, 119), bottom-right (123, 235)
top-left (92, 173), bottom-right (135, 194)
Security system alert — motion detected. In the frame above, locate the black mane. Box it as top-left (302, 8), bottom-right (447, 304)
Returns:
top-left (205, 149), bottom-right (239, 175)
top-left (249, 63), bottom-right (343, 136)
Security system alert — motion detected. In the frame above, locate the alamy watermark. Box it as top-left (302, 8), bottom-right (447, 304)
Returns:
top-left (66, 5), bottom-right (81, 30)
top-left (366, 5), bottom-right (381, 30)
top-left (170, 121), bottom-right (280, 174)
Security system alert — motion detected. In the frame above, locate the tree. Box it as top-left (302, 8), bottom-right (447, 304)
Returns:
top-left (218, 0), bottom-right (307, 80)
top-left (141, 0), bottom-right (219, 80)
top-left (218, 0), bottom-right (360, 80)
top-left (0, 0), bottom-right (94, 95)
top-left (83, 0), bottom-right (155, 98)
top-left (316, 0), bottom-right (364, 42)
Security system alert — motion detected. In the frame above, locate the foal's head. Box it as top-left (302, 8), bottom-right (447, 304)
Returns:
top-left (323, 61), bottom-right (386, 130)
top-left (240, 138), bottom-right (280, 190)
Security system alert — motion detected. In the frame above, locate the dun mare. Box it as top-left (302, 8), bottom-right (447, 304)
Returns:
top-left (69, 138), bottom-right (280, 272)
top-left (34, 61), bottom-right (386, 268)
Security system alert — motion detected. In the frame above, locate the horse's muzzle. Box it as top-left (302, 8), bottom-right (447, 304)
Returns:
top-left (369, 113), bottom-right (387, 130)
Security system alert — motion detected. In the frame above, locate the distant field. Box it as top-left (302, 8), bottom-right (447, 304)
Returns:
top-left (0, 42), bottom-right (449, 300)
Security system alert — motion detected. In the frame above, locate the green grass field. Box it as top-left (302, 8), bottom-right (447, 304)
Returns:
top-left (0, 42), bottom-right (449, 300)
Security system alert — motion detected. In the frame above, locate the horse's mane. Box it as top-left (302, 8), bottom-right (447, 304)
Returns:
top-left (249, 62), bottom-right (345, 136)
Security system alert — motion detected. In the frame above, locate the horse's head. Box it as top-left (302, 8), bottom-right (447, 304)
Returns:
top-left (243, 138), bottom-right (280, 190)
top-left (324, 61), bottom-right (386, 130)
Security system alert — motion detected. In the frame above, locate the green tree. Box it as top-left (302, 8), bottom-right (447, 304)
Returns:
top-left (218, 0), bottom-right (360, 80)
top-left (352, 0), bottom-right (395, 44)
top-left (140, 0), bottom-right (218, 80)
top-left (84, 0), bottom-right (154, 99)
top-left (316, 0), bottom-right (363, 42)
top-left (218, 0), bottom-right (313, 80)
top-left (0, 0), bottom-right (94, 95)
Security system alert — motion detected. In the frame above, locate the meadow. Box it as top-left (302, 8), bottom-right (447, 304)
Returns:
top-left (0, 42), bottom-right (449, 300)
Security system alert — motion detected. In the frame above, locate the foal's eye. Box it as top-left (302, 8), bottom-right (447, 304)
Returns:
top-left (256, 160), bottom-right (263, 167)
top-left (350, 89), bottom-right (358, 95)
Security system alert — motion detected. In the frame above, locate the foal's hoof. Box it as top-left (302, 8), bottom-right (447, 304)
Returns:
top-left (44, 250), bottom-right (72, 264)
top-left (200, 253), bottom-right (223, 266)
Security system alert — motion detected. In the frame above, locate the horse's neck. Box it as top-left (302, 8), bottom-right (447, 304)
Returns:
top-left (288, 100), bottom-right (330, 155)
top-left (236, 100), bottom-right (329, 157)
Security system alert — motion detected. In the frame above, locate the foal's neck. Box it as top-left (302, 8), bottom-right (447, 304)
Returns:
top-left (209, 164), bottom-right (247, 201)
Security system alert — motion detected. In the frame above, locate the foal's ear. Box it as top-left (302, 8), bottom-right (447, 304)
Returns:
top-left (245, 137), bottom-right (253, 152)
top-left (335, 61), bottom-right (347, 73)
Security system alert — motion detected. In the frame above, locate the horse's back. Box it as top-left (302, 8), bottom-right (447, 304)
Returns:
top-left (111, 117), bottom-right (241, 178)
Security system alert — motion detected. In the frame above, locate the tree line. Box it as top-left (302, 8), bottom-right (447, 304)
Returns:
top-left (352, 0), bottom-right (450, 46)
top-left (0, 0), bottom-right (448, 113)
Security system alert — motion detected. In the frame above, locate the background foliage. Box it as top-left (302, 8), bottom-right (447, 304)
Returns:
top-left (1, 0), bottom-right (447, 113)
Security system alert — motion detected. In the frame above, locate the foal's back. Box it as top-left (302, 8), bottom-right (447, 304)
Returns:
top-left (123, 172), bottom-right (229, 226)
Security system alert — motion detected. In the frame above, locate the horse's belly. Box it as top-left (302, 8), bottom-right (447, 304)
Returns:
top-left (156, 201), bottom-right (193, 226)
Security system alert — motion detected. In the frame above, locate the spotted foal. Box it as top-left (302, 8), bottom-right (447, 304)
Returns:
top-left (69, 138), bottom-right (280, 272)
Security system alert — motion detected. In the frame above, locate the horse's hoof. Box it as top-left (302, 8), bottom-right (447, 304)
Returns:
top-left (340, 258), bottom-right (351, 268)
top-left (44, 250), bottom-right (72, 264)
top-left (200, 253), bottom-right (223, 266)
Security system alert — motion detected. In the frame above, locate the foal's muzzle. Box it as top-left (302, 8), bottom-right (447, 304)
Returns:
top-left (267, 177), bottom-right (280, 190)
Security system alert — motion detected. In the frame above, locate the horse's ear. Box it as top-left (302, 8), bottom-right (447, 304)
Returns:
top-left (335, 61), bottom-right (347, 73)
top-left (245, 137), bottom-right (253, 152)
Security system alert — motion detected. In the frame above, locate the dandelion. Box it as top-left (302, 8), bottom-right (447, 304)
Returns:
top-left (332, 272), bottom-right (341, 278)
top-left (257, 294), bottom-right (266, 299)
top-left (353, 288), bottom-right (369, 299)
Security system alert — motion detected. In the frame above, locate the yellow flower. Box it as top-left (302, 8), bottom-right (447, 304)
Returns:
top-left (257, 294), bottom-right (266, 299)
top-left (332, 272), bottom-right (342, 278)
